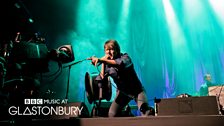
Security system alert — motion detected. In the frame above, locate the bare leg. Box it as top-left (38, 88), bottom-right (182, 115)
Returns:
top-left (108, 90), bottom-right (120, 117)
top-left (135, 91), bottom-right (151, 116)
top-left (108, 100), bottom-right (120, 117)
top-left (108, 90), bottom-right (131, 117)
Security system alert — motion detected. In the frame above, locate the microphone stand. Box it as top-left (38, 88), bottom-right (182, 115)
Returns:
top-left (154, 97), bottom-right (161, 116)
top-left (63, 59), bottom-right (87, 99)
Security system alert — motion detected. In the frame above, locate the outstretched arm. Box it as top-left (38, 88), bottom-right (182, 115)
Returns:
top-left (99, 55), bottom-right (117, 65)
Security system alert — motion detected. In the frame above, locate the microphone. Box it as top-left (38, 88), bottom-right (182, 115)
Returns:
top-left (86, 56), bottom-right (93, 60)
top-left (58, 50), bottom-right (69, 58)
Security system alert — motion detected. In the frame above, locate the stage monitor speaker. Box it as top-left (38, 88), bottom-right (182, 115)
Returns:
top-left (50, 102), bottom-right (90, 120)
top-left (156, 96), bottom-right (220, 116)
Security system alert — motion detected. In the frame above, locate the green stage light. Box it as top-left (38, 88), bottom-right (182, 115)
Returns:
top-left (28, 18), bottom-right (34, 23)
top-left (163, 0), bottom-right (187, 49)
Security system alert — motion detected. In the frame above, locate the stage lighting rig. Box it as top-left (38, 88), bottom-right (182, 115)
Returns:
top-left (57, 45), bottom-right (74, 63)
top-left (49, 45), bottom-right (75, 64)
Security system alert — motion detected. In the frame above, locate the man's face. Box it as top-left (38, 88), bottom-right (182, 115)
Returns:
top-left (105, 45), bottom-right (117, 60)
top-left (205, 75), bottom-right (211, 82)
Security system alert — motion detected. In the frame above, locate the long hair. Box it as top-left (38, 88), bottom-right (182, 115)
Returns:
top-left (104, 39), bottom-right (121, 55)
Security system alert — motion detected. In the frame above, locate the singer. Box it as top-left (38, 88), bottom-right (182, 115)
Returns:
top-left (88, 39), bottom-right (153, 117)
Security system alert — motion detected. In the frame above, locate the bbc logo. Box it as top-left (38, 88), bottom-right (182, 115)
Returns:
top-left (25, 99), bottom-right (43, 105)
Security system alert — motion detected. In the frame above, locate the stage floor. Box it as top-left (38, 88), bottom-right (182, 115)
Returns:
top-left (1, 115), bottom-right (224, 126)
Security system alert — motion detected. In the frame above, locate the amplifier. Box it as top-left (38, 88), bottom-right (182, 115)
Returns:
top-left (156, 96), bottom-right (220, 116)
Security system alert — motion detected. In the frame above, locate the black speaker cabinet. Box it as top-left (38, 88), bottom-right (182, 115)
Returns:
top-left (156, 96), bottom-right (220, 116)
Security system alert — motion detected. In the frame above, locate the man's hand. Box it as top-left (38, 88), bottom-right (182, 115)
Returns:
top-left (87, 56), bottom-right (101, 66)
top-left (100, 54), bottom-right (110, 61)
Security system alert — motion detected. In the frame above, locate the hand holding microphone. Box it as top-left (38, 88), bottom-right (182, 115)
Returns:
top-left (87, 56), bottom-right (101, 66)
top-left (101, 54), bottom-right (110, 60)
top-left (87, 54), bottom-right (109, 66)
